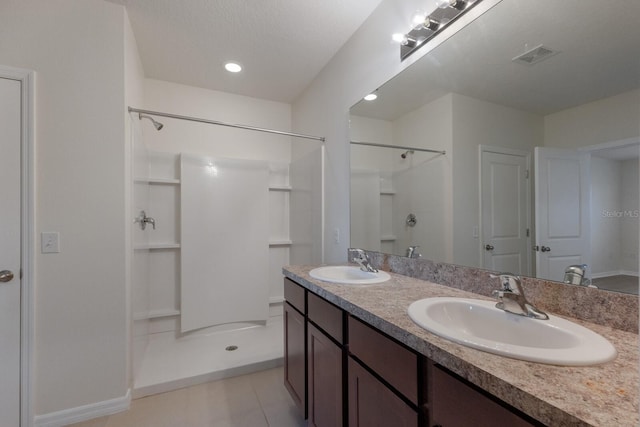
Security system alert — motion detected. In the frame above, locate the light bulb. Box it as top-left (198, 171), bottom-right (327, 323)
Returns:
top-left (391, 33), bottom-right (416, 47)
top-left (224, 62), bottom-right (242, 73)
top-left (410, 9), bottom-right (428, 29)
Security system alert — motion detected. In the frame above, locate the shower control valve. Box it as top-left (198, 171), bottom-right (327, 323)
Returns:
top-left (135, 210), bottom-right (156, 230)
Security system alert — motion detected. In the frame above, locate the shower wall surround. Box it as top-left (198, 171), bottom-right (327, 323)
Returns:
top-left (133, 151), bottom-right (296, 334)
top-left (180, 154), bottom-right (270, 332)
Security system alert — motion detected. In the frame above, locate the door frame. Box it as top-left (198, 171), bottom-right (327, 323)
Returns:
top-left (1, 65), bottom-right (35, 427)
top-left (478, 145), bottom-right (532, 274)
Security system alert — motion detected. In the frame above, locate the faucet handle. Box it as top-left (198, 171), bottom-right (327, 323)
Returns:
top-left (489, 272), bottom-right (522, 293)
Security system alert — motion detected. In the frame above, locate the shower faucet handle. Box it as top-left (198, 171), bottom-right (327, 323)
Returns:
top-left (135, 210), bottom-right (156, 230)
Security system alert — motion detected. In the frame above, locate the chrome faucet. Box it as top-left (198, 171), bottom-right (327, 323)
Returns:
top-left (490, 273), bottom-right (549, 320)
top-left (348, 248), bottom-right (378, 273)
top-left (406, 245), bottom-right (421, 258)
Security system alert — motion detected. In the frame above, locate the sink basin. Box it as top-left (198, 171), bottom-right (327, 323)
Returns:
top-left (309, 266), bottom-right (390, 285)
top-left (407, 297), bottom-right (616, 366)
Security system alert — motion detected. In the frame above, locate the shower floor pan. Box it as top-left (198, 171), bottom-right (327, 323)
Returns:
top-left (133, 315), bottom-right (283, 398)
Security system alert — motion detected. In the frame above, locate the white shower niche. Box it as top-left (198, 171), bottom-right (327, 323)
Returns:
top-left (132, 150), bottom-right (304, 397)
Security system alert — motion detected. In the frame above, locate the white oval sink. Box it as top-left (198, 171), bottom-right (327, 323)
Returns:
top-left (407, 297), bottom-right (617, 366)
top-left (309, 266), bottom-right (390, 285)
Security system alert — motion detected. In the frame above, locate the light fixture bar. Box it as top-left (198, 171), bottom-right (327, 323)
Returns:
top-left (399, 0), bottom-right (482, 61)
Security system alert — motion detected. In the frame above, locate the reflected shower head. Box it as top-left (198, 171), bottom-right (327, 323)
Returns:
top-left (401, 150), bottom-right (414, 159)
top-left (138, 113), bottom-right (164, 131)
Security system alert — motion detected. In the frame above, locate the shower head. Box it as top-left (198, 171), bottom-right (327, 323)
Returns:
top-left (401, 150), bottom-right (414, 159)
top-left (138, 113), bottom-right (164, 131)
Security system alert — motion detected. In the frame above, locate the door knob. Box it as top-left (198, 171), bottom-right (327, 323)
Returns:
top-left (485, 244), bottom-right (494, 251)
top-left (0, 270), bottom-right (14, 283)
top-left (540, 246), bottom-right (551, 252)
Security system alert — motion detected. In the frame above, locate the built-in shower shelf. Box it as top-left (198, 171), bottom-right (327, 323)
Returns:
top-left (269, 240), bottom-right (292, 247)
top-left (380, 235), bottom-right (397, 242)
top-left (268, 185), bottom-right (292, 192)
top-left (134, 243), bottom-right (181, 250)
top-left (135, 177), bottom-right (181, 185)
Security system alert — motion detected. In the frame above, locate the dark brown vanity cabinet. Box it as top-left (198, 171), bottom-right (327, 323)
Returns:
top-left (348, 317), bottom-right (421, 427)
top-left (283, 277), bottom-right (542, 427)
top-left (430, 364), bottom-right (540, 427)
top-left (307, 292), bottom-right (344, 427)
top-left (283, 279), bottom-right (307, 417)
top-left (284, 278), bottom-right (345, 426)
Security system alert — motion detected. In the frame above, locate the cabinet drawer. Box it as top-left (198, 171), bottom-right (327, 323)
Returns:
top-left (348, 316), bottom-right (418, 404)
top-left (308, 292), bottom-right (343, 343)
top-left (284, 278), bottom-right (306, 314)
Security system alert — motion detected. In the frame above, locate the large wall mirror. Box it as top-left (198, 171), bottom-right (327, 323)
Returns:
top-left (349, 0), bottom-right (640, 294)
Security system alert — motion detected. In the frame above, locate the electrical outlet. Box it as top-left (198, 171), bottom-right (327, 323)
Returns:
top-left (41, 232), bottom-right (60, 253)
top-left (333, 228), bottom-right (340, 244)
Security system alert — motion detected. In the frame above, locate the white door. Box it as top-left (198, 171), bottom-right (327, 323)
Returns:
top-left (0, 76), bottom-right (22, 426)
top-left (481, 148), bottom-right (530, 275)
top-left (534, 147), bottom-right (590, 281)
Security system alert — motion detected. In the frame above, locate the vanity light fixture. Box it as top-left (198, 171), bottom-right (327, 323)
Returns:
top-left (436, 0), bottom-right (468, 10)
top-left (394, 0), bottom-right (482, 60)
top-left (423, 17), bottom-right (441, 32)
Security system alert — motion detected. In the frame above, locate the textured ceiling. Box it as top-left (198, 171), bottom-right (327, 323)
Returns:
top-left (107, 0), bottom-right (384, 102)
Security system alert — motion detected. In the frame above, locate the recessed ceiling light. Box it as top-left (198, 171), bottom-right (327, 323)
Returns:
top-left (224, 62), bottom-right (242, 73)
top-left (364, 93), bottom-right (378, 101)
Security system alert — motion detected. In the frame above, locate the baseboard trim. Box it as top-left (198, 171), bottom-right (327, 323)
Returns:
top-left (34, 389), bottom-right (130, 427)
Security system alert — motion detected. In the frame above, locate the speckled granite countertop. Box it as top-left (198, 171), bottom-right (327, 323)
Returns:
top-left (283, 265), bottom-right (639, 427)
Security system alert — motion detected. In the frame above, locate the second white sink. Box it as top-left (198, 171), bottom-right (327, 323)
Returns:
top-left (309, 265), bottom-right (390, 285)
top-left (408, 297), bottom-right (617, 366)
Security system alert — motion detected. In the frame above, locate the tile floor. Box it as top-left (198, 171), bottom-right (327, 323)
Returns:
top-left (69, 367), bottom-right (306, 427)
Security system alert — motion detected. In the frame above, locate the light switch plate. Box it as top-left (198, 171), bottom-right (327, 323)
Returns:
top-left (41, 232), bottom-right (60, 253)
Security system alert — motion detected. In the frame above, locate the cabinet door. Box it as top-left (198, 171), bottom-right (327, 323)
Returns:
top-left (284, 302), bottom-right (306, 417)
top-left (431, 365), bottom-right (538, 427)
top-left (308, 323), bottom-right (343, 427)
top-left (348, 358), bottom-right (418, 427)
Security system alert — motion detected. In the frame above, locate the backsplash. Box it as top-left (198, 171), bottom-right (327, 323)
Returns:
top-left (365, 251), bottom-right (639, 334)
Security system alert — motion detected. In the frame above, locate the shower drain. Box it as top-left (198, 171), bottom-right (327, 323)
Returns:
top-left (225, 345), bottom-right (238, 351)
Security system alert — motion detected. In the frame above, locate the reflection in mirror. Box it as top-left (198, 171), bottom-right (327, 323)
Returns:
top-left (349, 0), bottom-right (640, 294)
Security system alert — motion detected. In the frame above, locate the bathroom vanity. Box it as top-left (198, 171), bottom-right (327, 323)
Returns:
top-left (283, 265), bottom-right (639, 427)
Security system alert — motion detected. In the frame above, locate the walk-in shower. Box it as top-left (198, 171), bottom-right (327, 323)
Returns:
top-left (130, 106), bottom-right (324, 398)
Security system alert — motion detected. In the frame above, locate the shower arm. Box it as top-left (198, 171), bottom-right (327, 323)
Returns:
top-left (350, 140), bottom-right (446, 155)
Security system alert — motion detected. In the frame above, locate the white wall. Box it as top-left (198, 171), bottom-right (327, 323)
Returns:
top-left (292, 0), bottom-right (502, 264)
top-left (142, 79), bottom-right (292, 162)
top-left (0, 0), bottom-right (129, 416)
top-left (393, 94), bottom-right (453, 261)
top-left (125, 9), bottom-right (149, 386)
top-left (544, 89), bottom-right (640, 148)
top-left (451, 93), bottom-right (543, 267)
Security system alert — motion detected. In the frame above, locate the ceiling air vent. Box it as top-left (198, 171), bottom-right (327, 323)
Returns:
top-left (512, 44), bottom-right (559, 65)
